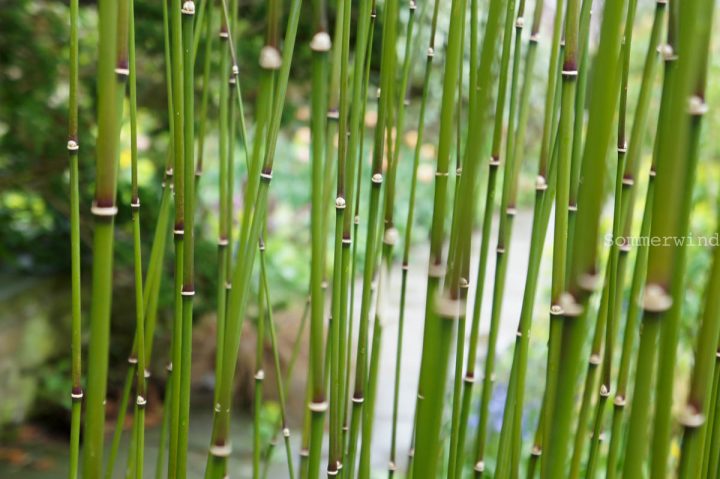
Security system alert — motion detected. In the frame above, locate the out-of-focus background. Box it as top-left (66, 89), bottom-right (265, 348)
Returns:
top-left (1, 0), bottom-right (719, 476)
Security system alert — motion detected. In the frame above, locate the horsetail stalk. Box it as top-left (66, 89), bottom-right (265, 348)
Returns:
top-left (258, 248), bottom-right (295, 479)
top-left (166, 0), bottom-right (188, 476)
top-left (253, 239), bottom-right (267, 479)
top-left (623, 0), bottom-right (709, 473)
top-left (410, 0), bottom-right (468, 474)
top-left (195, 1), bottom-right (214, 183)
top-left (343, 1), bottom-right (376, 443)
top-left (541, 0), bottom-right (580, 477)
top-left (81, 0), bottom-right (122, 474)
top-left (490, 0), bottom-right (549, 471)
top-left (677, 30), bottom-right (716, 475)
top-left (126, 2), bottom-right (148, 477)
top-left (649, 5), bottom-right (713, 476)
top-left (464, 0), bottom-right (519, 469)
top-left (542, 0), bottom-right (627, 472)
top-left (345, 1), bottom-right (398, 474)
top-left (205, 0), bottom-right (301, 475)
top-left (578, 1), bottom-right (639, 474)
top-left (306, 0), bottom-right (331, 474)
top-left (389, 2), bottom-right (434, 476)
top-left (602, 3), bottom-right (666, 477)
top-left (67, 0), bottom-right (81, 474)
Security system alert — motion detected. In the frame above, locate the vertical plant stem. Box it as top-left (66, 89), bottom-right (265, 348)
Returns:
top-left (67, 0), bottom-right (82, 473)
top-left (81, 0), bottom-right (122, 473)
top-left (307, 0), bottom-right (330, 475)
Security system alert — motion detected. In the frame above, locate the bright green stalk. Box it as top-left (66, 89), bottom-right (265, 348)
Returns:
top-left (491, 0), bottom-right (547, 473)
top-left (345, 1), bottom-right (398, 474)
top-left (324, 0), bottom-right (350, 474)
top-left (127, 2), bottom-right (147, 478)
top-left (542, 0), bottom-right (627, 471)
top-left (605, 172), bottom-right (654, 479)
top-left (409, 0), bottom-right (471, 474)
top-left (175, 4), bottom-right (195, 478)
top-left (206, 0), bottom-right (301, 475)
top-left (624, 0), bottom-right (709, 474)
top-left (195, 1), bottom-right (214, 183)
top-left (306, 0), bottom-right (330, 475)
top-left (564, 0), bottom-right (593, 275)
top-left (678, 107), bottom-right (717, 479)
top-left (326, 4), bottom-right (349, 470)
top-left (343, 2), bottom-right (376, 446)
top-left (166, 0), bottom-right (186, 477)
top-left (579, 1), bottom-right (638, 475)
top-left (67, 0), bottom-right (81, 474)
top-left (389, 2), bottom-right (432, 477)
top-left (603, 4), bottom-right (666, 478)
top-left (358, 277), bottom-right (386, 479)
top-left (670, 13), bottom-right (714, 479)
top-left (257, 249), bottom-right (295, 479)
top-left (81, 0), bottom-right (121, 474)
top-left (541, 0), bottom-right (579, 476)
top-left (215, 16), bottom-right (230, 408)
top-left (704, 349), bottom-right (720, 477)
top-left (649, 5), bottom-right (713, 477)
top-left (253, 240), bottom-right (267, 479)
top-left (465, 0), bottom-right (518, 470)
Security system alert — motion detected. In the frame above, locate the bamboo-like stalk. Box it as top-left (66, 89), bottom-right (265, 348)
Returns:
top-left (81, 0), bottom-right (122, 474)
top-left (490, 0), bottom-right (553, 474)
top-left (344, 0), bottom-right (398, 474)
top-left (306, 0), bottom-right (331, 475)
top-left (67, 0), bottom-right (81, 474)
top-left (175, 3), bottom-right (196, 476)
top-left (649, 5), bottom-right (713, 477)
top-left (602, 3), bottom-right (666, 477)
top-left (195, 1), bottom-right (214, 185)
top-left (126, 2), bottom-right (148, 477)
top-left (253, 239), bottom-right (267, 479)
top-left (703, 343), bottom-right (720, 477)
top-left (257, 247), bottom-right (295, 479)
top-left (326, 2), bottom-right (349, 473)
top-left (205, 0), bottom-right (301, 475)
top-left (409, 0), bottom-right (468, 474)
top-left (464, 0), bottom-right (519, 470)
top-left (388, 2), bottom-right (433, 477)
top-left (677, 49), bottom-right (717, 479)
top-left (577, 1), bottom-right (638, 475)
top-left (623, 0), bottom-right (709, 475)
top-left (167, 0), bottom-right (187, 475)
top-left (342, 0), bottom-right (376, 449)
top-left (542, 0), bottom-right (627, 472)
top-left (541, 0), bottom-right (580, 477)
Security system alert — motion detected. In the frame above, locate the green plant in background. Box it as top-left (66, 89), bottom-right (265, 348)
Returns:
top-left (54, 0), bottom-right (720, 478)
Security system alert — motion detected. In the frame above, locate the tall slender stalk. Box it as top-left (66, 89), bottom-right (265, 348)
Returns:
top-left (205, 0), bottom-right (301, 475)
top-left (542, 0), bottom-right (627, 472)
top-left (81, 0), bottom-right (122, 474)
top-left (649, 4), bottom-right (713, 477)
top-left (389, 2), bottom-right (432, 477)
top-left (578, 1), bottom-right (638, 475)
top-left (603, 3), bottom-right (666, 477)
top-left (345, 0), bottom-right (398, 474)
top-left (253, 239), bottom-right (267, 479)
top-left (306, 0), bottom-right (330, 475)
top-left (465, 0), bottom-right (519, 469)
top-left (342, 0), bottom-right (376, 451)
top-left (678, 60), bottom-right (718, 478)
top-left (257, 247), bottom-right (295, 479)
top-left (410, 0), bottom-right (469, 474)
top-left (67, 0), bottom-right (82, 474)
top-left (623, 0), bottom-right (710, 475)
top-left (126, 2), bottom-right (148, 478)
